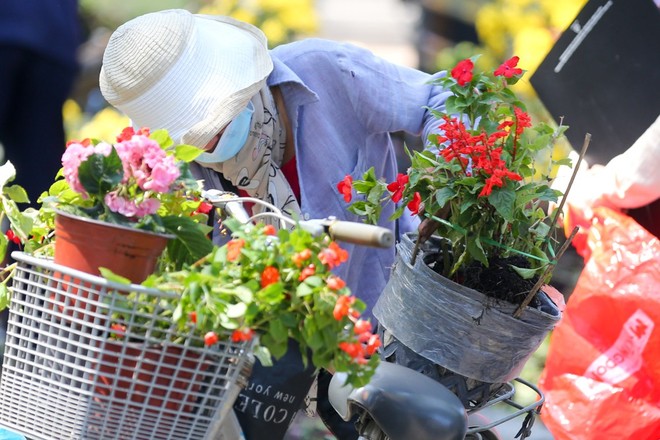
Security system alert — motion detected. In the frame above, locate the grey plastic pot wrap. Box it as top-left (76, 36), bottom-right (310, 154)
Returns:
top-left (373, 233), bottom-right (561, 383)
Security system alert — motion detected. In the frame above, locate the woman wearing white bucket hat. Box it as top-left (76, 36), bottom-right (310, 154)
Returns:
top-left (100, 8), bottom-right (452, 439)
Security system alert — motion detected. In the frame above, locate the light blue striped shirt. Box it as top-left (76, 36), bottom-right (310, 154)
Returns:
top-left (196, 38), bottom-right (451, 318)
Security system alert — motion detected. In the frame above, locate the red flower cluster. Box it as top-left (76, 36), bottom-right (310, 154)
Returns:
top-left (338, 318), bottom-right (381, 365)
top-left (436, 112), bottom-right (526, 197)
top-left (333, 294), bottom-right (359, 321)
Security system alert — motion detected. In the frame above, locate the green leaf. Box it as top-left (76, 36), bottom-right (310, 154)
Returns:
top-left (296, 282), bottom-right (313, 297)
top-left (226, 302), bottom-right (247, 318)
top-left (4, 185), bottom-right (29, 204)
top-left (434, 187), bottom-right (456, 208)
top-left (253, 345), bottom-right (273, 366)
top-left (488, 187), bottom-right (516, 222)
top-left (466, 236), bottom-right (488, 267)
top-left (98, 267), bottom-right (132, 284)
top-left (174, 144), bottom-right (204, 162)
top-left (262, 333), bottom-right (288, 360)
top-left (510, 265), bottom-right (539, 279)
top-left (78, 150), bottom-right (124, 196)
top-left (149, 129), bottom-right (173, 149)
top-left (0, 235), bottom-right (7, 262)
top-left (0, 161), bottom-right (17, 189)
top-left (234, 285), bottom-right (254, 303)
top-left (269, 319), bottom-right (288, 343)
top-left (162, 215), bottom-right (214, 268)
top-left (0, 284), bottom-right (10, 311)
top-left (553, 157), bottom-right (573, 166)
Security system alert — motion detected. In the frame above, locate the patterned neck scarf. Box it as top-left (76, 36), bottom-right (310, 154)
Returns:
top-left (199, 86), bottom-right (301, 224)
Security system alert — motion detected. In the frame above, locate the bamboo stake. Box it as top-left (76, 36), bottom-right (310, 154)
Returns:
top-left (513, 226), bottom-right (579, 318)
top-left (549, 133), bottom-right (592, 235)
top-left (512, 133), bottom-right (592, 318)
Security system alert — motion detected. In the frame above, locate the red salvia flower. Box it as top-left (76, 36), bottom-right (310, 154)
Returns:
top-left (514, 107), bottom-right (532, 135)
top-left (110, 323), bottom-right (126, 338)
top-left (366, 334), bottom-right (381, 355)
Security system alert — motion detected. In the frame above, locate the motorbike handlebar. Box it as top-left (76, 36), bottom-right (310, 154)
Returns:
top-left (202, 189), bottom-right (394, 248)
top-left (325, 220), bottom-right (393, 248)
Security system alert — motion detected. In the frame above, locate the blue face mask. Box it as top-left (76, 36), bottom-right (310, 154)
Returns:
top-left (197, 101), bottom-right (255, 164)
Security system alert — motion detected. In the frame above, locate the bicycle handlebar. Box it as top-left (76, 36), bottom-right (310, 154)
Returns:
top-left (202, 189), bottom-right (394, 248)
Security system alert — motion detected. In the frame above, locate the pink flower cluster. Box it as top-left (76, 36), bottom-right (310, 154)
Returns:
top-left (62, 140), bottom-right (113, 195)
top-left (62, 129), bottom-right (181, 218)
top-left (113, 133), bottom-right (180, 193)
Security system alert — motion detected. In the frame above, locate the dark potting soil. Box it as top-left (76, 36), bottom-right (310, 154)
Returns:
top-left (430, 253), bottom-right (541, 308)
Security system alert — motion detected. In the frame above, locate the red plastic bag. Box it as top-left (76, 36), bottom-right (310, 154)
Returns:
top-left (539, 207), bottom-right (660, 439)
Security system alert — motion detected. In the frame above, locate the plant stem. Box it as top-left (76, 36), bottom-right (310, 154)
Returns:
top-left (513, 225), bottom-right (579, 318)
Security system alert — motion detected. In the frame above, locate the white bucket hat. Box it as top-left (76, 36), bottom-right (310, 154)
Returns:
top-left (99, 9), bottom-right (273, 148)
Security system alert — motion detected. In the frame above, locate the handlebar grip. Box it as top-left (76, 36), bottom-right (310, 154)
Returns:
top-left (327, 221), bottom-right (394, 248)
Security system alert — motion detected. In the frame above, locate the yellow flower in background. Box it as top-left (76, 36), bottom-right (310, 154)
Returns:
top-left (198, 0), bottom-right (317, 47)
top-left (63, 99), bottom-right (129, 143)
top-left (513, 27), bottom-right (555, 75)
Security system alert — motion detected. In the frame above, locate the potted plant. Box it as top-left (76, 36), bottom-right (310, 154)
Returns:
top-left (0, 126), bottom-right (213, 287)
top-left (338, 55), bottom-right (572, 406)
top-left (0, 127), bottom-right (381, 438)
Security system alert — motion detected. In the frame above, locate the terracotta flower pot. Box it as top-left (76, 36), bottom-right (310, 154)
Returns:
top-left (93, 342), bottom-right (212, 414)
top-left (54, 210), bottom-right (171, 284)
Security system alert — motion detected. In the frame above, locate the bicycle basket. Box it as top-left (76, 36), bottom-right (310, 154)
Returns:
top-left (0, 252), bottom-right (253, 440)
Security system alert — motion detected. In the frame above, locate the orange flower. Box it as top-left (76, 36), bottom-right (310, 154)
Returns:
top-left (318, 242), bottom-right (349, 269)
top-left (292, 248), bottom-right (312, 267)
top-left (204, 331), bottom-right (219, 346)
top-left (326, 275), bottom-right (346, 290)
top-left (299, 264), bottom-right (316, 281)
top-left (263, 224), bottom-right (277, 236)
top-left (231, 328), bottom-right (255, 342)
top-left (333, 295), bottom-right (356, 320)
top-left (226, 238), bottom-right (245, 262)
top-left (261, 266), bottom-right (280, 288)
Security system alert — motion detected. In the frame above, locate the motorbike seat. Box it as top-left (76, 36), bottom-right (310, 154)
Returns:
top-left (329, 361), bottom-right (468, 440)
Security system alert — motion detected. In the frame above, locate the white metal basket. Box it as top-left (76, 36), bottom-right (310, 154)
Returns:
top-left (0, 252), bottom-right (253, 440)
